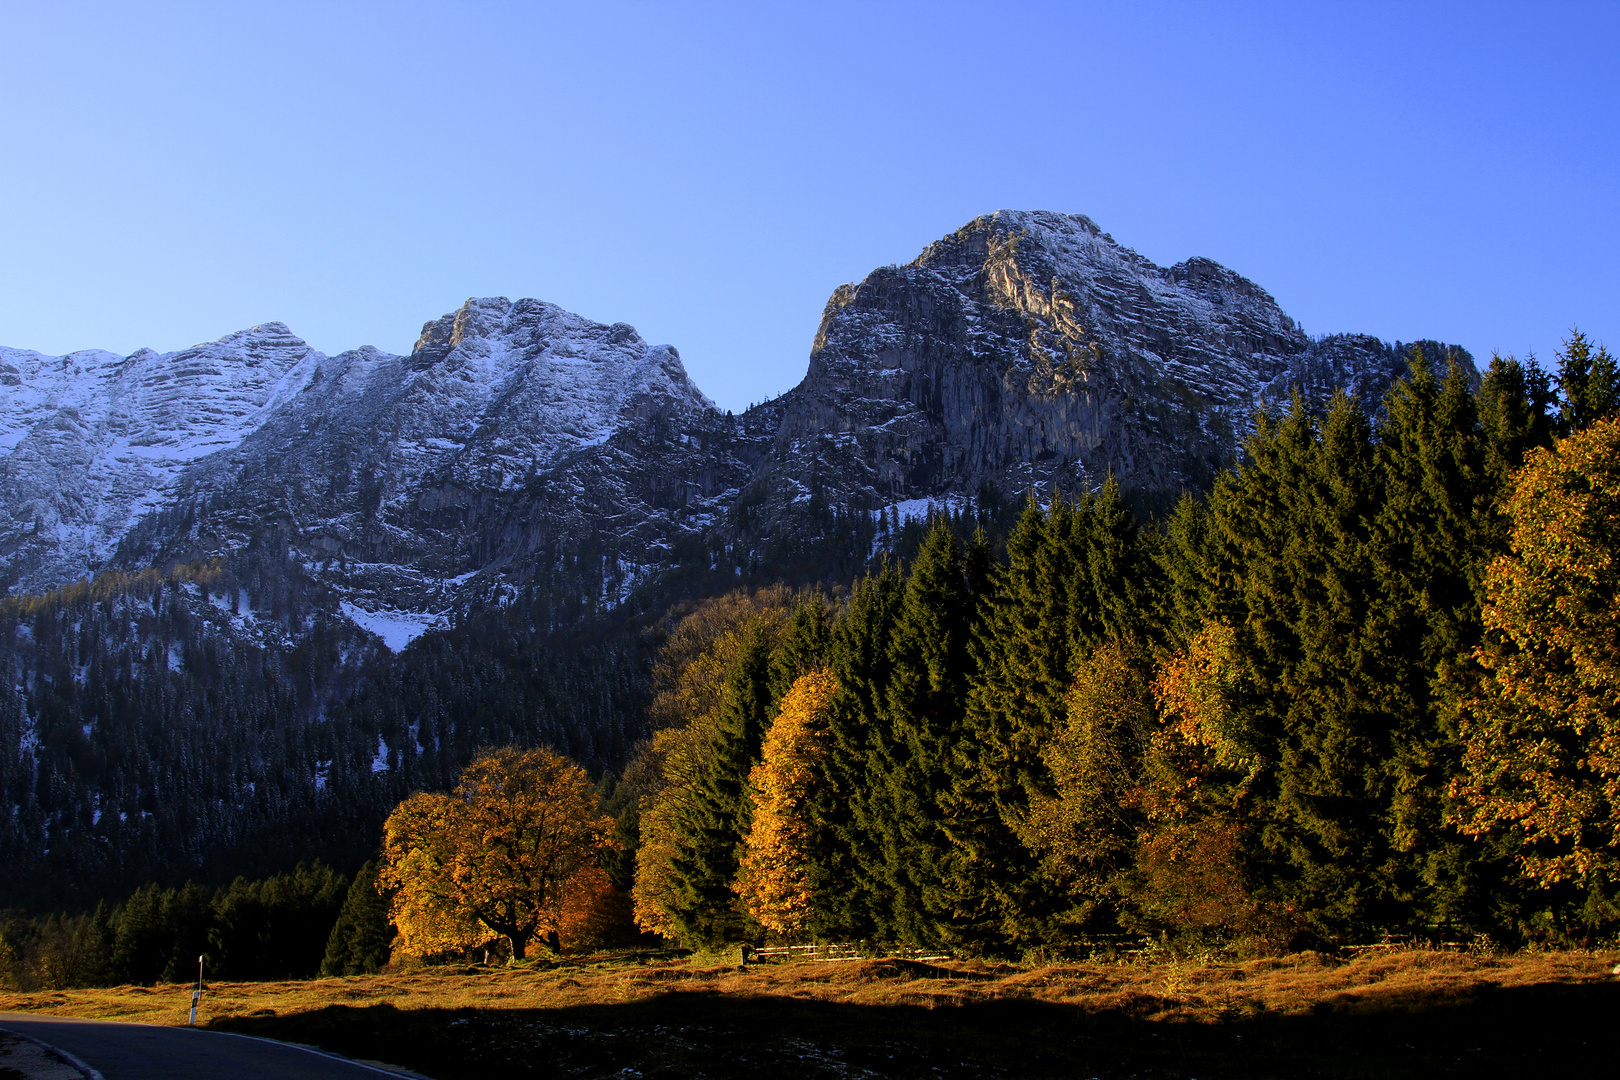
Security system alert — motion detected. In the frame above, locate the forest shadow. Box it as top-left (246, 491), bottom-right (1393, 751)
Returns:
top-left (212, 978), bottom-right (1619, 1079)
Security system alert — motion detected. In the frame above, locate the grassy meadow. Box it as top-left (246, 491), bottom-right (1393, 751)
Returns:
top-left (3, 947), bottom-right (1616, 1078)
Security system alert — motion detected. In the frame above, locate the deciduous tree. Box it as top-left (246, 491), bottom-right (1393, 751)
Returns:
top-left (1455, 417), bottom-right (1620, 910)
top-left (379, 747), bottom-right (612, 960)
top-left (735, 670), bottom-right (839, 938)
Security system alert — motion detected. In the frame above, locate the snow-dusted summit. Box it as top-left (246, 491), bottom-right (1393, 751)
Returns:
top-left (111, 297), bottom-right (758, 626)
top-left (756, 210), bottom-right (1467, 529)
top-left (0, 324), bottom-right (320, 594)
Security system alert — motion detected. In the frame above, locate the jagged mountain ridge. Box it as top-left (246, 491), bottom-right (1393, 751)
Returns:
top-left (0, 325), bottom-right (321, 596)
top-left (0, 212), bottom-right (1467, 642)
top-left (755, 210), bottom-right (1465, 540)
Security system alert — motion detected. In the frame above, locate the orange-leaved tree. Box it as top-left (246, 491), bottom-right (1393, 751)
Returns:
top-left (1454, 416), bottom-right (1620, 896)
top-left (380, 747), bottom-right (614, 959)
top-left (631, 588), bottom-right (795, 938)
top-left (734, 669), bottom-right (838, 938)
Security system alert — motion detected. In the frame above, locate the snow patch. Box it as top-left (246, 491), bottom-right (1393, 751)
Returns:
top-left (339, 601), bottom-right (442, 652)
top-left (872, 495), bottom-right (972, 524)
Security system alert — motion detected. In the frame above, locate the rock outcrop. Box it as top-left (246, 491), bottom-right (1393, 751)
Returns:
top-left (756, 210), bottom-right (1463, 529)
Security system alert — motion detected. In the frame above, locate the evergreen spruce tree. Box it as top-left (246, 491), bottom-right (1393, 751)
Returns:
top-left (954, 481), bottom-right (1161, 949)
top-left (665, 620), bottom-right (774, 944)
top-left (863, 521), bottom-right (985, 946)
top-left (321, 860), bottom-right (395, 975)
top-left (1368, 354), bottom-right (1503, 929)
top-left (766, 594), bottom-right (833, 711)
top-left (815, 563), bottom-right (904, 941)
top-left (1477, 353), bottom-right (1557, 492)
top-left (1553, 329), bottom-right (1619, 435)
top-left (1200, 395), bottom-right (1400, 939)
top-left (111, 883), bottom-right (169, 985)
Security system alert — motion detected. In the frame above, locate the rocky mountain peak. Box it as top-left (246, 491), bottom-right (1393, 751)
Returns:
top-left (758, 210), bottom-right (1465, 534)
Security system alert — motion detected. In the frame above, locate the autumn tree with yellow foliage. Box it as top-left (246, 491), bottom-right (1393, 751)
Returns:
top-left (379, 747), bottom-right (613, 960)
top-left (735, 669), bottom-right (839, 938)
top-left (630, 587), bottom-right (795, 939)
top-left (1455, 416), bottom-right (1620, 907)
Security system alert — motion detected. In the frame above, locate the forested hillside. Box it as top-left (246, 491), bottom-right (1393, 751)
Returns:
top-left (4, 332), bottom-right (1615, 969)
top-left (628, 336), bottom-right (1620, 950)
top-left (0, 557), bottom-right (652, 909)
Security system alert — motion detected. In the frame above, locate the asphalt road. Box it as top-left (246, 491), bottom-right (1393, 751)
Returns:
top-left (0, 1014), bottom-right (415, 1080)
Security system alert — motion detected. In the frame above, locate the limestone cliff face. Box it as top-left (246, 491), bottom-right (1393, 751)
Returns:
top-left (755, 210), bottom-right (1463, 523)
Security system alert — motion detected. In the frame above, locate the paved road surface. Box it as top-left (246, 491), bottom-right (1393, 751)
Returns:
top-left (0, 1014), bottom-right (415, 1080)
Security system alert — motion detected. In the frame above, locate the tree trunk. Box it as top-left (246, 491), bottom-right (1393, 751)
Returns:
top-left (508, 931), bottom-right (530, 960)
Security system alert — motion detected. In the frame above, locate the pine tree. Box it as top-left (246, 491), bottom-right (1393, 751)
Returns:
top-left (1368, 354), bottom-right (1501, 929)
top-left (955, 481), bottom-right (1161, 948)
top-left (863, 521), bottom-right (985, 947)
top-left (1477, 353), bottom-right (1556, 491)
top-left (1202, 395), bottom-right (1399, 940)
top-left (817, 562), bottom-right (904, 941)
top-left (111, 883), bottom-right (169, 985)
top-left (665, 620), bottom-right (775, 944)
top-left (766, 594), bottom-right (833, 711)
top-left (321, 861), bottom-right (395, 976)
top-left (1554, 329), bottom-right (1619, 435)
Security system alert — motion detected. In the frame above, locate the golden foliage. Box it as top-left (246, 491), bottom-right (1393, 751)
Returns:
top-left (632, 588), bottom-right (796, 936)
top-left (378, 792), bottom-right (492, 958)
top-left (1454, 417), bottom-right (1620, 888)
top-left (1127, 625), bottom-right (1263, 937)
top-left (557, 863), bottom-right (635, 951)
top-left (1019, 641), bottom-right (1153, 891)
top-left (379, 747), bottom-right (613, 959)
top-left (734, 670), bottom-right (839, 937)
top-left (1151, 621), bottom-right (1259, 781)
top-left (647, 585), bottom-right (797, 733)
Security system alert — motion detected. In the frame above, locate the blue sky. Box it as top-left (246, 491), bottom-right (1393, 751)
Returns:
top-left (0, 1), bottom-right (1614, 412)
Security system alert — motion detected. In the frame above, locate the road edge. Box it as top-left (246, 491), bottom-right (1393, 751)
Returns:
top-left (0, 1025), bottom-right (107, 1080)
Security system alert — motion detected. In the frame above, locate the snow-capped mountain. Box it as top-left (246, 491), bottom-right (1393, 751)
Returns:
top-left (0, 324), bottom-right (321, 595)
top-left (0, 212), bottom-right (1467, 647)
top-left (111, 297), bottom-right (764, 632)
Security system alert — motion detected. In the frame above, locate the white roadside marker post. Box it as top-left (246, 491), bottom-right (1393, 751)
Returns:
top-left (189, 955), bottom-right (203, 1026)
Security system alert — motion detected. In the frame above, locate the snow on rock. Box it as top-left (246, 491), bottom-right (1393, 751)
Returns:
top-left (759, 209), bottom-right (1472, 527)
top-left (0, 324), bottom-right (321, 594)
top-left (338, 601), bottom-right (442, 653)
top-left (0, 219), bottom-right (1470, 627)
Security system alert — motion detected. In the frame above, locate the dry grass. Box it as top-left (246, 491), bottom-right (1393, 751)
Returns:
top-left (3, 947), bottom-right (1618, 1077)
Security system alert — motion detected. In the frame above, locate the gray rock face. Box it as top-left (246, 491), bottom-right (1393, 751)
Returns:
top-left (0, 325), bottom-right (321, 594)
top-left (0, 212), bottom-right (1469, 647)
top-left (756, 210), bottom-right (1466, 526)
top-left (114, 297), bottom-right (763, 632)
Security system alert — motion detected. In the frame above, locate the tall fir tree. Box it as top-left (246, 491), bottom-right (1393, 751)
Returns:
top-left (816, 563), bottom-right (904, 941)
top-left (1553, 329), bottom-right (1619, 435)
top-left (1368, 353), bottom-right (1503, 929)
top-left (861, 521), bottom-right (987, 946)
top-left (1202, 395), bottom-right (1403, 939)
top-left (955, 481), bottom-right (1161, 949)
top-left (665, 620), bottom-right (775, 944)
top-left (321, 860), bottom-right (395, 975)
top-left (766, 594), bottom-right (833, 712)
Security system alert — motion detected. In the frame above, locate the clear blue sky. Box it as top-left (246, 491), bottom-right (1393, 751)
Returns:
top-left (1, 1), bottom-right (1614, 412)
